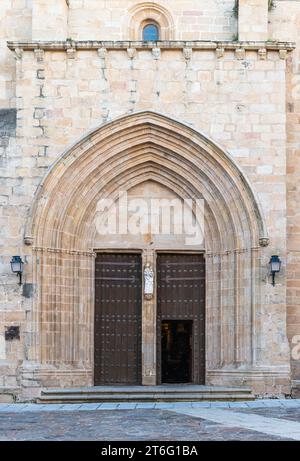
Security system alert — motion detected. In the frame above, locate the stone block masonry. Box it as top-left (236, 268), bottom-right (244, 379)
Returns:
top-left (238, 0), bottom-right (268, 41)
top-left (0, 109), bottom-right (16, 136)
top-left (1, 38), bottom-right (292, 399)
top-left (0, 1), bottom-right (300, 400)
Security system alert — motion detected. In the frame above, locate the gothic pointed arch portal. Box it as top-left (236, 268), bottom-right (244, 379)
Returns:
top-left (24, 111), bottom-right (269, 389)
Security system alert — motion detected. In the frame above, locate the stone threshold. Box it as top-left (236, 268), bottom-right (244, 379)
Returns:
top-left (7, 40), bottom-right (295, 52)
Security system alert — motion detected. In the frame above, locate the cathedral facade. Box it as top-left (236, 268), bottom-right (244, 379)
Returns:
top-left (0, 0), bottom-right (300, 401)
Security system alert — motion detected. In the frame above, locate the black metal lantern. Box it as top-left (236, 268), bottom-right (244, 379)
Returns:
top-left (10, 256), bottom-right (24, 285)
top-left (269, 255), bottom-right (281, 287)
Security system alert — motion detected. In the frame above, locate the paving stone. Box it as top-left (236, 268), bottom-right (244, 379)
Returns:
top-left (154, 403), bottom-right (175, 409)
top-left (22, 404), bottom-right (56, 412)
top-left (229, 405), bottom-right (300, 423)
top-left (281, 400), bottom-right (300, 407)
top-left (192, 402), bottom-right (212, 408)
top-left (117, 403), bottom-right (137, 410)
top-left (0, 404), bottom-right (11, 411)
top-left (0, 409), bottom-right (291, 441)
top-left (172, 402), bottom-right (193, 408)
top-left (208, 402), bottom-right (229, 408)
top-left (245, 401), bottom-right (267, 408)
top-left (228, 402), bottom-right (249, 408)
top-left (60, 404), bottom-right (84, 411)
top-left (78, 403), bottom-right (103, 411)
top-left (171, 408), bottom-right (299, 440)
top-left (258, 400), bottom-right (285, 407)
top-left (135, 403), bottom-right (156, 409)
top-left (1, 404), bottom-right (29, 412)
top-left (39, 404), bottom-right (65, 411)
top-left (100, 403), bottom-right (119, 410)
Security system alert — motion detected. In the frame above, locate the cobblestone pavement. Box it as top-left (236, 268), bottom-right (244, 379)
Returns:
top-left (229, 405), bottom-right (300, 422)
top-left (172, 408), bottom-right (300, 441)
top-left (0, 409), bottom-right (291, 441)
top-left (0, 400), bottom-right (299, 440)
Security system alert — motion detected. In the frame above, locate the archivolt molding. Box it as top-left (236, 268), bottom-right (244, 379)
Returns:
top-left (24, 111), bottom-right (269, 369)
top-left (127, 2), bottom-right (175, 40)
top-left (25, 110), bottom-right (268, 253)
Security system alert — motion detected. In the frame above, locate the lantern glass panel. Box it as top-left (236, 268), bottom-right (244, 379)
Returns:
top-left (271, 261), bottom-right (280, 272)
top-left (270, 256), bottom-right (281, 273)
top-left (10, 256), bottom-right (23, 273)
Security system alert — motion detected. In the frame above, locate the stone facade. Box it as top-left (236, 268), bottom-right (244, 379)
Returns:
top-left (0, 0), bottom-right (299, 401)
top-left (268, 0), bottom-right (300, 396)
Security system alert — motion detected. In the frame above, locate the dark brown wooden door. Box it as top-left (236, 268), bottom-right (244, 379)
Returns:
top-left (157, 253), bottom-right (205, 384)
top-left (94, 253), bottom-right (142, 385)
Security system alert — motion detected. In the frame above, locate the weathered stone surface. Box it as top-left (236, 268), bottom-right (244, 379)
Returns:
top-left (239, 0), bottom-right (268, 41)
top-left (0, 109), bottom-right (16, 136)
top-left (0, 1), bottom-right (299, 399)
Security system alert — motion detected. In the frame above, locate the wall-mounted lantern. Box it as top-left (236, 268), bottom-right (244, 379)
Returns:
top-left (10, 256), bottom-right (24, 285)
top-left (269, 255), bottom-right (281, 287)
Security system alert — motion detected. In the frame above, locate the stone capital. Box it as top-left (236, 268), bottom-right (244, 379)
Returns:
top-left (259, 237), bottom-right (270, 247)
top-left (24, 236), bottom-right (34, 246)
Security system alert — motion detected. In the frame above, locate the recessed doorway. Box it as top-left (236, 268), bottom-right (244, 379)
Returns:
top-left (161, 320), bottom-right (192, 383)
top-left (157, 253), bottom-right (205, 384)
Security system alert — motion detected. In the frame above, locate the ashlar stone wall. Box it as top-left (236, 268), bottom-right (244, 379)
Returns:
top-left (67, 0), bottom-right (237, 41)
top-left (0, 0), bottom-right (298, 399)
top-left (0, 0), bottom-right (32, 109)
top-left (269, 1), bottom-right (300, 393)
top-left (1, 40), bottom-right (290, 398)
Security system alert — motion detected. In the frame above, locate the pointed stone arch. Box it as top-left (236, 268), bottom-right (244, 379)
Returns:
top-left (23, 111), bottom-right (270, 389)
top-left (26, 111), bottom-right (268, 249)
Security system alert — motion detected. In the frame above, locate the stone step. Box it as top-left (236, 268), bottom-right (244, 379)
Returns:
top-left (41, 385), bottom-right (252, 397)
top-left (38, 393), bottom-right (254, 403)
top-left (38, 386), bottom-right (254, 403)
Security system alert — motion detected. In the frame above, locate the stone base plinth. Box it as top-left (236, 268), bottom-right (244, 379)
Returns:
top-left (207, 368), bottom-right (291, 397)
top-left (18, 364), bottom-right (93, 401)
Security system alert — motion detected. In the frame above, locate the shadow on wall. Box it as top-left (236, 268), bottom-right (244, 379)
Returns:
top-left (0, 109), bottom-right (16, 165)
top-left (0, 108), bottom-right (16, 137)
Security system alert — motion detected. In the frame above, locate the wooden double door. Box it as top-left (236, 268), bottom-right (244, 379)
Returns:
top-left (94, 253), bottom-right (205, 385)
top-left (94, 253), bottom-right (142, 385)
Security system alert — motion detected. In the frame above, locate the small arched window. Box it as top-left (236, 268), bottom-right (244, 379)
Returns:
top-left (143, 23), bottom-right (159, 41)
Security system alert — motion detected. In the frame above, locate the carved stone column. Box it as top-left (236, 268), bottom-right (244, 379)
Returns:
top-left (141, 249), bottom-right (157, 385)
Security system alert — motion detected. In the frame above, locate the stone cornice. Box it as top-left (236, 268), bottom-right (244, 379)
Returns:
top-left (7, 40), bottom-right (295, 52)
